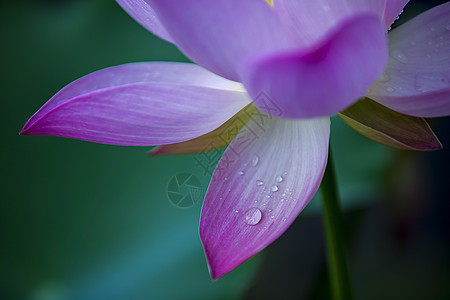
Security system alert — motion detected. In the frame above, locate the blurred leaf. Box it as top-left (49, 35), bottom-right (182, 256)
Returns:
top-left (338, 98), bottom-right (442, 151)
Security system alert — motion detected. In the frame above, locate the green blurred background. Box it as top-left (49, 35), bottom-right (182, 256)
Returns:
top-left (1, 1), bottom-right (449, 299)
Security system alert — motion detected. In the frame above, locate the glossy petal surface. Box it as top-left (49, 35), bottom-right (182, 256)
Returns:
top-left (241, 14), bottom-right (387, 118)
top-left (368, 2), bottom-right (450, 117)
top-left (200, 117), bottom-right (330, 279)
top-left (273, 0), bottom-right (387, 46)
top-left (21, 63), bottom-right (249, 145)
top-left (148, 0), bottom-right (295, 81)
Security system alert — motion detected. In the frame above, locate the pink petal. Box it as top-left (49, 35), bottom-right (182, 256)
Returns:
top-left (241, 14), bottom-right (388, 118)
top-left (383, 0), bottom-right (410, 29)
top-left (367, 2), bottom-right (450, 117)
top-left (273, 0), bottom-right (387, 46)
top-left (147, 0), bottom-right (295, 81)
top-left (21, 63), bottom-right (250, 145)
top-left (199, 116), bottom-right (330, 279)
top-left (116, 0), bottom-right (173, 43)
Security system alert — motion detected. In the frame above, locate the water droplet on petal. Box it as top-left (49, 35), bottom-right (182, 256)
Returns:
top-left (251, 155), bottom-right (259, 167)
top-left (224, 177), bottom-right (228, 181)
top-left (386, 87), bottom-right (395, 92)
top-left (234, 209), bottom-right (239, 214)
top-left (276, 175), bottom-right (284, 183)
top-left (270, 215), bottom-right (275, 219)
top-left (414, 72), bottom-right (449, 93)
top-left (244, 207), bottom-right (262, 226)
top-left (390, 48), bottom-right (409, 63)
top-left (378, 72), bottom-right (391, 82)
top-left (238, 171), bottom-right (244, 176)
top-left (270, 185), bottom-right (279, 192)
top-left (256, 180), bottom-right (264, 186)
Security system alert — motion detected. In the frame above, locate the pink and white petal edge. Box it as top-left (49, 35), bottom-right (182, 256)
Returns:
top-left (368, 2), bottom-right (450, 117)
top-left (200, 116), bottom-right (330, 279)
top-left (241, 14), bottom-right (387, 118)
top-left (116, 0), bottom-right (174, 43)
top-left (21, 62), bottom-right (250, 145)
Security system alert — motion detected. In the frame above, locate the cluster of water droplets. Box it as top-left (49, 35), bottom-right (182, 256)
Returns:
top-left (231, 154), bottom-right (292, 226)
top-left (381, 23), bottom-right (450, 94)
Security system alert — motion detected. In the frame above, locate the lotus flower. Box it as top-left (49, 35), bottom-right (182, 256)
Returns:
top-left (21, 0), bottom-right (450, 279)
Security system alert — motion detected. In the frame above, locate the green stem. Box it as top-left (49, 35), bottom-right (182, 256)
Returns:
top-left (321, 149), bottom-right (352, 300)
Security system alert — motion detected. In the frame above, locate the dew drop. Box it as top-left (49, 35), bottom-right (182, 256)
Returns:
top-left (224, 177), bottom-right (228, 181)
top-left (256, 180), bottom-right (264, 186)
top-left (414, 72), bottom-right (449, 93)
top-left (234, 209), bottom-right (239, 214)
top-left (270, 215), bottom-right (275, 219)
top-left (386, 87), bottom-right (395, 92)
top-left (244, 207), bottom-right (262, 226)
top-left (378, 72), bottom-right (391, 83)
top-left (276, 175), bottom-right (284, 183)
top-left (238, 171), bottom-right (244, 176)
top-left (251, 155), bottom-right (259, 167)
top-left (390, 48), bottom-right (409, 63)
top-left (270, 185), bottom-right (279, 192)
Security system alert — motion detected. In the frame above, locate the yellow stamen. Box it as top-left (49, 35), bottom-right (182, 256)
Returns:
top-left (266, 0), bottom-right (273, 7)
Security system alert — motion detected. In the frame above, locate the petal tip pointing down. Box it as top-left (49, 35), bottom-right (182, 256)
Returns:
top-left (199, 117), bottom-right (330, 279)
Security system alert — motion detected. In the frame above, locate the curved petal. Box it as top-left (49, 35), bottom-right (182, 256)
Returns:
top-left (241, 14), bottom-right (388, 118)
top-left (21, 63), bottom-right (250, 145)
top-left (367, 2), bottom-right (450, 117)
top-left (383, 0), bottom-right (410, 29)
top-left (116, 0), bottom-right (173, 43)
top-left (273, 0), bottom-right (387, 46)
top-left (149, 104), bottom-right (257, 155)
top-left (147, 0), bottom-right (295, 81)
top-left (199, 116), bottom-right (330, 279)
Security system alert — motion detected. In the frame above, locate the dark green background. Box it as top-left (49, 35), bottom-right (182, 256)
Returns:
top-left (1, 1), bottom-right (449, 299)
